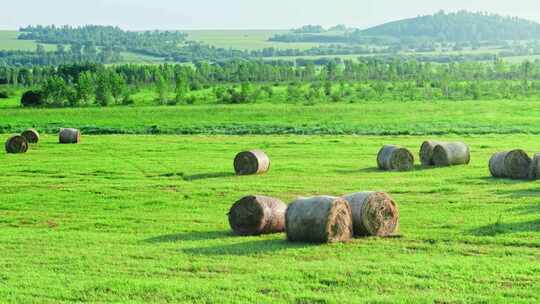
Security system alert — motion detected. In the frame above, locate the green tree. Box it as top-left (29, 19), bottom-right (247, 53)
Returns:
top-left (41, 76), bottom-right (69, 106)
top-left (76, 72), bottom-right (95, 105)
top-left (110, 73), bottom-right (127, 104)
top-left (175, 74), bottom-right (190, 104)
top-left (95, 71), bottom-right (113, 106)
top-left (156, 75), bottom-right (169, 105)
top-left (324, 82), bottom-right (333, 96)
top-left (36, 44), bottom-right (46, 56)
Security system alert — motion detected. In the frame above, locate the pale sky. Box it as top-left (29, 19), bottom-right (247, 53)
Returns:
top-left (1, 0), bottom-right (540, 30)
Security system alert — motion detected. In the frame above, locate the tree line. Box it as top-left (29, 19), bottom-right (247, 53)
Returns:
top-left (11, 25), bottom-right (382, 65)
top-left (3, 57), bottom-right (540, 85)
top-left (3, 58), bottom-right (540, 107)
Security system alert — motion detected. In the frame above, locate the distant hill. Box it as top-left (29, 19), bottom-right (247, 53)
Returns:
top-left (361, 10), bottom-right (540, 41)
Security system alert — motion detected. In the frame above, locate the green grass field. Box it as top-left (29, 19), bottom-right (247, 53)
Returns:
top-left (1, 94), bottom-right (540, 302)
top-left (184, 30), bottom-right (321, 50)
top-left (0, 31), bottom-right (57, 51)
top-left (0, 133), bottom-right (539, 303)
top-left (118, 52), bottom-right (165, 64)
top-left (0, 100), bottom-right (540, 136)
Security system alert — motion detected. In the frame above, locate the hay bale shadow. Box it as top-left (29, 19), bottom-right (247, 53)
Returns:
top-left (477, 176), bottom-right (531, 184)
top-left (183, 172), bottom-right (235, 181)
top-left (336, 165), bottom-right (440, 174)
top-left (183, 239), bottom-right (314, 256)
top-left (335, 167), bottom-right (380, 174)
top-left (470, 219), bottom-right (540, 236)
top-left (144, 230), bottom-right (233, 243)
top-left (412, 165), bottom-right (447, 171)
top-left (492, 188), bottom-right (540, 198)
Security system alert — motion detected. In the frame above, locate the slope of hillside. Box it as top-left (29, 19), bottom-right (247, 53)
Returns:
top-left (362, 10), bottom-right (540, 41)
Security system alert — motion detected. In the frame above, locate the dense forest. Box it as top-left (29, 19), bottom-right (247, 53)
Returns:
top-left (19, 25), bottom-right (188, 48)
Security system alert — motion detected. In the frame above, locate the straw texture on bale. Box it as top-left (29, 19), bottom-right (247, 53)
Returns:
top-left (59, 128), bottom-right (80, 144)
top-left (286, 196), bottom-right (353, 243)
top-left (530, 154), bottom-right (540, 180)
top-left (343, 192), bottom-right (399, 237)
top-left (432, 142), bottom-right (470, 167)
top-left (228, 195), bottom-right (287, 236)
top-left (489, 150), bottom-right (531, 179)
top-left (21, 129), bottom-right (40, 144)
top-left (5, 135), bottom-right (28, 154)
top-left (420, 140), bottom-right (443, 166)
top-left (234, 150), bottom-right (270, 175)
top-left (377, 145), bottom-right (414, 171)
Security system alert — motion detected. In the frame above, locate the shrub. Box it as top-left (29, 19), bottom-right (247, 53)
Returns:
top-left (166, 99), bottom-right (178, 106)
top-left (0, 90), bottom-right (9, 99)
top-left (186, 96), bottom-right (196, 105)
top-left (121, 96), bottom-right (135, 106)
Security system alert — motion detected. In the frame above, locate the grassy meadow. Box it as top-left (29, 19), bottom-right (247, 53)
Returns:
top-left (0, 31), bottom-right (57, 51)
top-left (184, 30), bottom-right (320, 50)
top-left (0, 133), bottom-right (539, 303)
top-left (1, 100), bottom-right (540, 136)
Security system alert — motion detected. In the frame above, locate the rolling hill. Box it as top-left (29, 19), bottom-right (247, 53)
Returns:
top-left (361, 10), bottom-right (540, 41)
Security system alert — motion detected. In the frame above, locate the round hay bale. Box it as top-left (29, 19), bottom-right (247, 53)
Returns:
top-left (286, 196), bottom-right (353, 243)
top-left (489, 152), bottom-right (508, 178)
top-left (419, 140), bottom-right (444, 166)
top-left (234, 150), bottom-right (270, 175)
top-left (529, 154), bottom-right (540, 180)
top-left (228, 195), bottom-right (287, 236)
top-left (377, 145), bottom-right (414, 171)
top-left (21, 129), bottom-right (40, 144)
top-left (59, 128), bottom-right (80, 144)
top-left (343, 192), bottom-right (399, 237)
top-left (432, 142), bottom-right (470, 167)
top-left (489, 150), bottom-right (531, 179)
top-left (20, 90), bottom-right (43, 107)
top-left (5, 135), bottom-right (28, 154)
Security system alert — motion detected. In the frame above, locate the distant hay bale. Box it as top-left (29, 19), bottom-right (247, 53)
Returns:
top-left (343, 192), bottom-right (399, 237)
top-left (5, 135), bottom-right (28, 154)
top-left (530, 154), bottom-right (540, 180)
top-left (20, 90), bottom-right (43, 107)
top-left (59, 128), bottom-right (80, 144)
top-left (286, 196), bottom-right (353, 243)
top-left (432, 142), bottom-right (470, 167)
top-left (234, 150), bottom-right (270, 175)
top-left (21, 129), bottom-right (40, 144)
top-left (419, 140), bottom-right (443, 166)
top-left (377, 145), bottom-right (414, 171)
top-left (228, 195), bottom-right (287, 236)
top-left (489, 150), bottom-right (531, 179)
